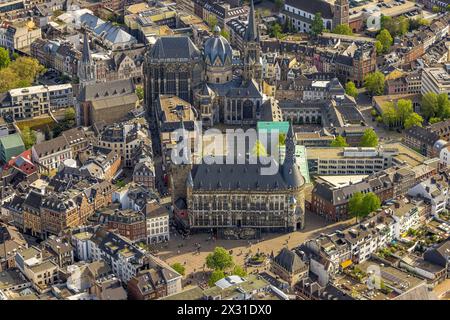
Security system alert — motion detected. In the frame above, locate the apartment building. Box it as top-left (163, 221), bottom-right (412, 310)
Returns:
top-left (17, 177), bottom-right (113, 239)
top-left (421, 65), bottom-right (450, 97)
top-left (104, 209), bottom-right (147, 243)
top-left (408, 177), bottom-right (449, 217)
top-left (144, 200), bottom-right (170, 244)
top-left (305, 200), bottom-right (425, 271)
top-left (307, 147), bottom-right (398, 176)
top-left (15, 247), bottom-right (59, 293)
top-left (1, 84), bottom-right (74, 120)
top-left (96, 121), bottom-right (144, 168)
top-left (32, 135), bottom-right (72, 173)
top-left (132, 159), bottom-right (155, 190)
top-left (0, 20), bottom-right (41, 52)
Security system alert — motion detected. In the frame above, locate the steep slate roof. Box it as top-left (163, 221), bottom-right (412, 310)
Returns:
top-left (148, 36), bottom-right (201, 60)
top-left (23, 190), bottom-right (43, 211)
top-left (78, 79), bottom-right (135, 102)
top-left (405, 126), bottom-right (439, 145)
top-left (33, 135), bottom-right (70, 158)
top-left (190, 157), bottom-right (303, 191)
top-left (225, 79), bottom-right (263, 99)
top-left (274, 248), bottom-right (306, 273)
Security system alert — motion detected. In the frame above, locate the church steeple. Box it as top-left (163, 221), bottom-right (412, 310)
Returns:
top-left (242, 0), bottom-right (262, 86)
top-left (82, 32), bottom-right (92, 64)
top-left (244, 0), bottom-right (259, 43)
top-left (333, 0), bottom-right (350, 28)
top-left (78, 32), bottom-right (95, 85)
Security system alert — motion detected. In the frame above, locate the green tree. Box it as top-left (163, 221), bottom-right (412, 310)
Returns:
top-left (364, 192), bottom-right (381, 215)
top-left (421, 92), bottom-right (439, 120)
top-left (345, 81), bottom-right (358, 98)
top-left (0, 48), bottom-right (10, 69)
top-left (274, 0), bottom-right (284, 11)
top-left (404, 112), bottom-right (423, 129)
top-left (232, 265), bottom-right (247, 277)
top-left (330, 135), bottom-right (349, 147)
top-left (437, 93), bottom-right (450, 119)
top-left (208, 269), bottom-right (226, 287)
top-left (21, 126), bottom-right (36, 149)
top-left (206, 247), bottom-right (234, 271)
top-left (65, 107), bottom-right (76, 122)
top-left (375, 41), bottom-right (383, 55)
top-left (171, 263), bottom-right (186, 276)
top-left (364, 71), bottom-right (385, 96)
top-left (376, 29), bottom-right (393, 53)
top-left (0, 67), bottom-right (18, 93)
top-left (360, 128), bottom-right (378, 147)
top-left (396, 99), bottom-right (413, 125)
top-left (311, 13), bottom-right (324, 36)
top-left (382, 102), bottom-right (399, 127)
top-left (429, 117), bottom-right (442, 124)
top-left (269, 23), bottom-right (283, 39)
top-left (409, 18), bottom-right (429, 31)
top-left (332, 24), bottom-right (353, 35)
top-left (380, 15), bottom-right (392, 29)
top-left (9, 57), bottom-right (45, 84)
top-left (348, 192), bottom-right (381, 222)
top-left (381, 15), bottom-right (409, 36)
top-left (135, 86), bottom-right (144, 100)
top-left (207, 16), bottom-right (218, 30)
top-left (220, 29), bottom-right (230, 40)
top-left (397, 16), bottom-right (409, 36)
top-left (348, 192), bottom-right (364, 221)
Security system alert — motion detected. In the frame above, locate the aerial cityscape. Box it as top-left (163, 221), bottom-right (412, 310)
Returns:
top-left (0, 0), bottom-right (449, 303)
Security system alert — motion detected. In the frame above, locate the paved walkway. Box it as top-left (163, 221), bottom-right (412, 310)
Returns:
top-left (156, 212), bottom-right (353, 283)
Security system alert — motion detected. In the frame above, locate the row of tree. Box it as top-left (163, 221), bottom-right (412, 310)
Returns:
top-left (381, 99), bottom-right (423, 129)
top-left (421, 92), bottom-right (450, 122)
top-left (348, 192), bottom-right (381, 222)
top-left (331, 129), bottom-right (379, 148)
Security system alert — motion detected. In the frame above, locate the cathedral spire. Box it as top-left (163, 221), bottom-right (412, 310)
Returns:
top-left (78, 32), bottom-right (95, 85)
top-left (82, 32), bottom-right (92, 64)
top-left (244, 0), bottom-right (259, 42)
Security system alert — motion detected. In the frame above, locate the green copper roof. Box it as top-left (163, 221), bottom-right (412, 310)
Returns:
top-left (257, 121), bottom-right (290, 134)
top-left (0, 133), bottom-right (24, 150)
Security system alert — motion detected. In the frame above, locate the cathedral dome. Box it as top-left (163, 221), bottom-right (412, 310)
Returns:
top-left (204, 26), bottom-right (232, 67)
